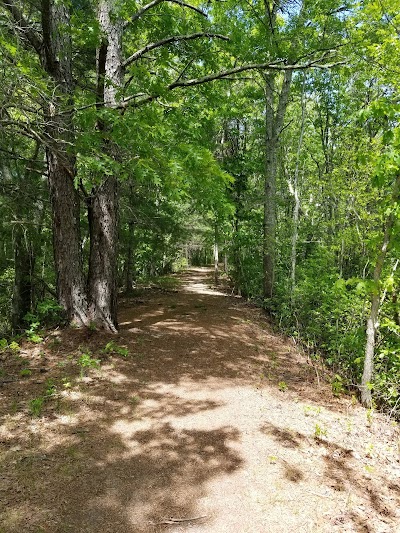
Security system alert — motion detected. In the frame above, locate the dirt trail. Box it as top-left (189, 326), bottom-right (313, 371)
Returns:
top-left (1, 268), bottom-right (400, 532)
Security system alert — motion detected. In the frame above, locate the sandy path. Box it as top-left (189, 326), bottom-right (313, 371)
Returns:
top-left (1, 268), bottom-right (399, 532)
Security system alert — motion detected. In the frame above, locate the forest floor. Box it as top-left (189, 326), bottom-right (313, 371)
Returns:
top-left (0, 268), bottom-right (400, 533)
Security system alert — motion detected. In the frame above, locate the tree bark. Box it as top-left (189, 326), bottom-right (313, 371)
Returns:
top-left (87, 0), bottom-right (123, 331)
top-left (290, 77), bottom-right (306, 300)
top-left (11, 225), bottom-right (33, 332)
top-left (223, 247), bottom-right (228, 273)
top-left (263, 69), bottom-right (292, 299)
top-left (87, 177), bottom-right (118, 331)
top-left (41, 0), bottom-right (89, 325)
top-left (213, 223), bottom-right (219, 284)
top-left (125, 221), bottom-right (135, 293)
top-left (47, 150), bottom-right (89, 325)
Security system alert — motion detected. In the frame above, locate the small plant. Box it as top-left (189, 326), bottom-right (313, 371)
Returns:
top-left (45, 379), bottom-right (57, 397)
top-left (366, 407), bottom-right (374, 426)
top-left (365, 442), bottom-right (374, 458)
top-left (0, 338), bottom-right (8, 350)
top-left (20, 368), bottom-right (32, 378)
top-left (29, 396), bottom-right (45, 417)
top-left (25, 299), bottom-right (64, 328)
top-left (345, 418), bottom-right (353, 434)
top-left (61, 377), bottom-right (72, 388)
top-left (303, 405), bottom-right (321, 417)
top-left (77, 351), bottom-right (101, 376)
top-left (364, 464), bottom-right (375, 474)
top-left (314, 423), bottom-right (328, 439)
top-left (278, 381), bottom-right (288, 392)
top-left (331, 374), bottom-right (345, 396)
top-left (28, 379), bottom-right (58, 417)
top-left (25, 322), bottom-right (43, 343)
top-left (9, 341), bottom-right (20, 353)
top-left (130, 395), bottom-right (140, 405)
top-left (103, 341), bottom-right (129, 357)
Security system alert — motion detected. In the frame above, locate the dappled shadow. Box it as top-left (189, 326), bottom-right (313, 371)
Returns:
top-left (1, 268), bottom-right (398, 532)
top-left (282, 461), bottom-right (304, 483)
top-left (261, 420), bottom-right (399, 530)
top-left (0, 379), bottom-right (241, 532)
top-left (261, 422), bottom-right (305, 449)
top-left (322, 448), bottom-right (395, 527)
top-left (59, 422), bottom-right (241, 532)
top-left (112, 268), bottom-right (341, 409)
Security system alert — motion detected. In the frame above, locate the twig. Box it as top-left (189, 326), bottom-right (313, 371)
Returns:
top-left (344, 490), bottom-right (352, 509)
top-left (314, 363), bottom-right (320, 388)
top-left (152, 515), bottom-right (208, 525)
top-left (306, 490), bottom-right (333, 499)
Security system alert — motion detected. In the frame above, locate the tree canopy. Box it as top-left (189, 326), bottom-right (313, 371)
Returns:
top-left (1, 0), bottom-right (400, 414)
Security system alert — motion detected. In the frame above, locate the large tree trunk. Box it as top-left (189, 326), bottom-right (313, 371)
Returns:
top-left (263, 70), bottom-right (292, 299)
top-left (41, 0), bottom-right (89, 326)
top-left (87, 178), bottom-right (118, 331)
top-left (4, 0), bottom-right (89, 325)
top-left (232, 217), bottom-right (242, 296)
top-left (87, 0), bottom-right (123, 331)
top-left (47, 156), bottom-right (88, 325)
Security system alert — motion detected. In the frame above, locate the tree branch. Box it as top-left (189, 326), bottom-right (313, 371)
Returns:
top-left (124, 0), bottom-right (164, 27)
top-left (120, 56), bottom-right (343, 110)
top-left (168, 0), bottom-right (207, 17)
top-left (123, 32), bottom-right (229, 68)
top-left (167, 56), bottom-right (343, 91)
top-left (1, 0), bottom-right (43, 54)
top-left (124, 0), bottom-right (207, 27)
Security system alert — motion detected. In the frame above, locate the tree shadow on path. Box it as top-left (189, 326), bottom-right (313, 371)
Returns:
top-left (1, 268), bottom-right (398, 532)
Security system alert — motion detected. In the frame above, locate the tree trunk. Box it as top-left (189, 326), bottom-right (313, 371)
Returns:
top-left (214, 224), bottom-right (219, 284)
top-left (41, 0), bottom-right (89, 326)
top-left (361, 293), bottom-right (379, 407)
top-left (125, 221), bottom-right (135, 293)
top-left (263, 69), bottom-right (292, 299)
top-left (11, 225), bottom-right (33, 332)
top-left (47, 151), bottom-right (89, 325)
top-left (87, 0), bottom-right (123, 331)
top-left (185, 244), bottom-right (189, 266)
top-left (87, 178), bottom-right (118, 331)
top-left (290, 77), bottom-right (306, 300)
top-left (361, 174), bottom-right (400, 406)
top-left (263, 112), bottom-right (277, 298)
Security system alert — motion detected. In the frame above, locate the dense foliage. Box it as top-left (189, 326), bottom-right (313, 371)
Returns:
top-left (0, 0), bottom-right (399, 414)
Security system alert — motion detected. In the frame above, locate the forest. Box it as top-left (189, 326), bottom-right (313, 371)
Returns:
top-left (0, 0), bottom-right (399, 418)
